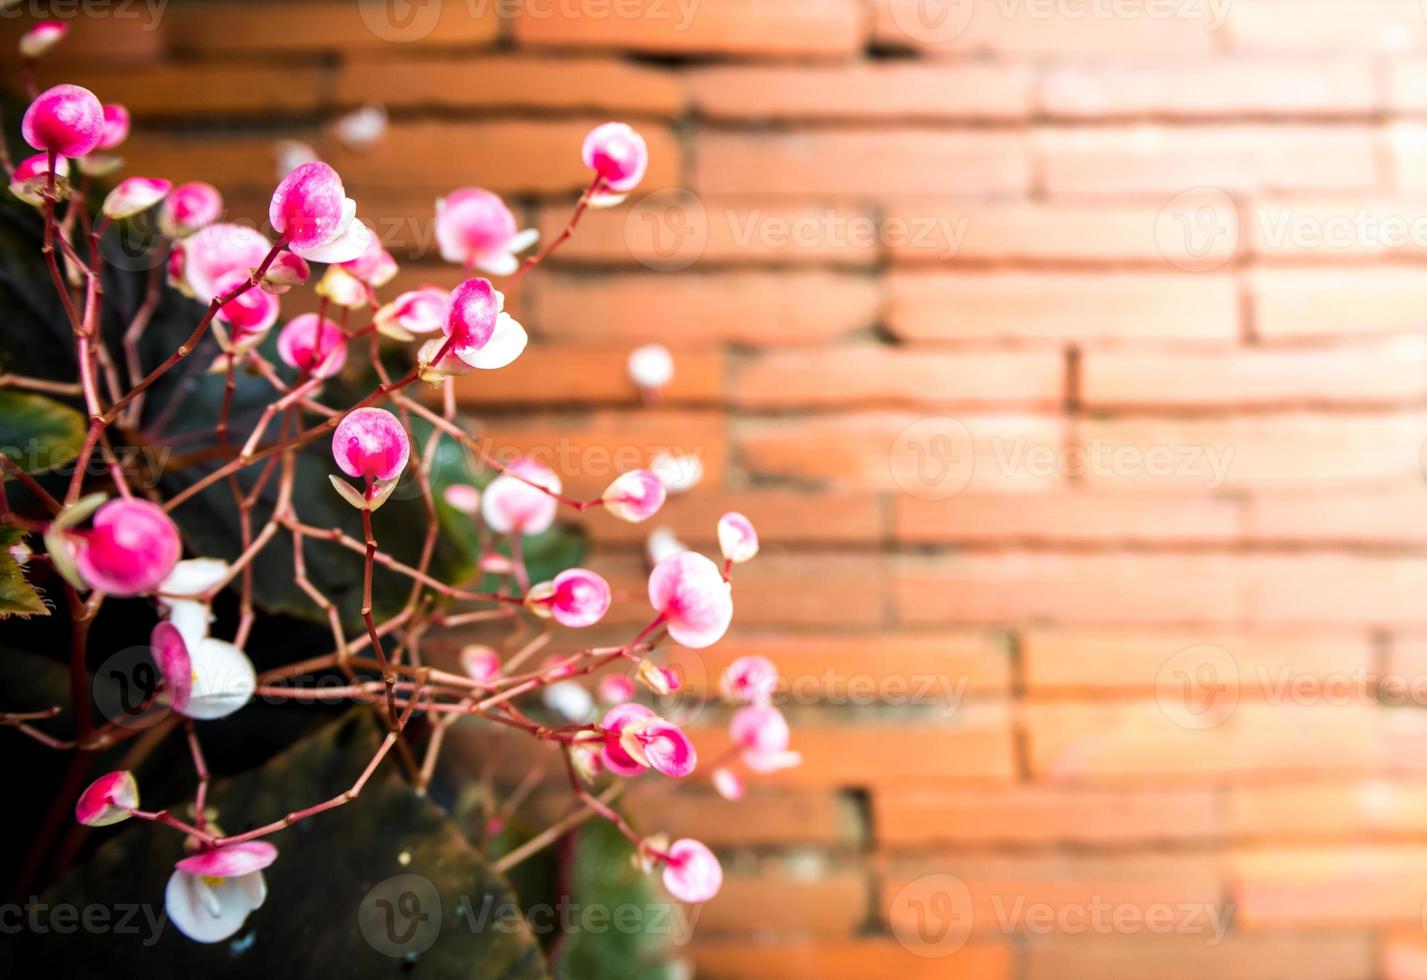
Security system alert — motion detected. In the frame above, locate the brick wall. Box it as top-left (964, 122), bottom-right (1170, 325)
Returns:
top-left (17, 0), bottom-right (1427, 975)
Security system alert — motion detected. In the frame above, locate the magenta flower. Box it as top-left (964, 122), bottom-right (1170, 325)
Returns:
top-left (101, 177), bottom-right (171, 221)
top-left (720, 655), bottom-right (777, 705)
top-left (648, 552), bottom-right (733, 650)
top-left (260, 250), bottom-right (311, 294)
top-left (166, 842), bottom-right (276, 943)
top-left (211, 268), bottom-right (280, 351)
top-left (598, 674), bottom-right (635, 705)
top-left (624, 717), bottom-right (697, 777)
top-left (98, 103), bottom-right (130, 151)
top-left (9, 152), bottom-right (67, 207)
top-left (151, 621), bottom-right (193, 713)
top-left (583, 122), bottom-right (648, 206)
top-left (460, 645), bottom-right (501, 684)
top-left (22, 84), bottom-right (104, 158)
top-left (435, 187), bottom-right (538, 275)
top-left (730, 704), bottom-right (800, 773)
top-left (152, 620), bottom-right (256, 720)
top-left (277, 313), bottom-right (347, 378)
top-left (20, 21), bottom-right (67, 59)
top-left (712, 767), bottom-right (744, 801)
top-left (602, 469), bottom-right (666, 524)
top-left (74, 771), bottom-right (139, 827)
top-left (444, 277), bottom-right (499, 357)
top-left (600, 703), bottom-right (656, 777)
top-left (177, 223), bottom-right (272, 302)
top-left (377, 286), bottom-right (448, 338)
top-left (340, 234), bottom-right (397, 287)
top-left (661, 839), bottom-right (722, 903)
top-left (443, 483), bottom-right (481, 515)
top-left (717, 512), bottom-right (759, 565)
top-left (268, 161), bottom-right (369, 262)
top-left (481, 458), bottom-right (560, 536)
top-left (332, 407), bottom-right (410, 483)
top-left (72, 498), bottom-right (181, 596)
top-left (161, 181), bottom-right (223, 238)
top-left (527, 568), bottom-right (612, 628)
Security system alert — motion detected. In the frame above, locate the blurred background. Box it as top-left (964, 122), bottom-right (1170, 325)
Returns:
top-left (12, 0), bottom-right (1427, 976)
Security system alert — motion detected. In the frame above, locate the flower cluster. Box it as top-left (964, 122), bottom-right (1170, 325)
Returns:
top-left (3, 30), bottom-right (798, 950)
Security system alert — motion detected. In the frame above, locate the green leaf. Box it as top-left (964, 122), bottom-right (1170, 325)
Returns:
top-left (0, 389), bottom-right (87, 474)
top-left (5, 711), bottom-right (551, 979)
top-left (0, 524), bottom-right (47, 617)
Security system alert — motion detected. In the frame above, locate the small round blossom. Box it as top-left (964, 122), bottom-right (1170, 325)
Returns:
top-left (627, 344), bottom-right (673, 390)
top-left (211, 268), bottom-right (280, 350)
top-left (460, 645), bottom-right (501, 684)
top-left (377, 286), bottom-right (448, 338)
top-left (75, 771), bottom-right (139, 827)
top-left (730, 704), bottom-right (799, 773)
top-left (661, 839), bottom-right (722, 903)
top-left (261, 250), bottom-right (310, 294)
top-left (436, 187), bottom-right (538, 275)
top-left (334, 103), bottom-right (388, 152)
top-left (73, 498), bottom-right (181, 596)
top-left (157, 558), bottom-right (230, 649)
top-left (527, 568), bottom-right (611, 628)
top-left (341, 234), bottom-right (397, 287)
top-left (721, 656), bottom-right (778, 705)
top-left (274, 139), bottom-right (319, 179)
top-left (598, 674), bottom-right (635, 705)
top-left (161, 182), bottom-right (223, 238)
top-left (481, 458), bottom-right (560, 536)
top-left (602, 469), bottom-right (666, 524)
top-left (443, 484), bottom-right (481, 515)
top-left (600, 703), bottom-right (656, 777)
top-left (268, 160), bottom-right (369, 263)
top-left (646, 527), bottom-right (688, 567)
top-left (622, 717), bottom-right (697, 777)
top-left (717, 512), bottom-right (759, 565)
top-left (277, 313), bottom-right (348, 379)
top-left (166, 842), bottom-right (275, 943)
top-left (543, 680), bottom-right (594, 722)
top-left (424, 305), bottom-right (528, 374)
top-left (648, 552), bottom-right (733, 650)
top-left (332, 407), bottom-right (410, 483)
top-left (444, 277), bottom-right (499, 356)
top-left (9, 152), bottom-right (67, 207)
top-left (20, 21), bottom-right (67, 59)
top-left (178, 223), bottom-right (272, 303)
top-left (22, 84), bottom-right (104, 158)
top-left (712, 767), bottom-right (744, 801)
top-left (154, 622), bottom-right (256, 720)
top-left (583, 122), bottom-right (648, 205)
top-left (101, 177), bottom-right (171, 220)
top-left (98, 103), bottom-right (130, 151)
top-left (650, 452), bottom-right (702, 494)
top-left (151, 621), bottom-right (194, 711)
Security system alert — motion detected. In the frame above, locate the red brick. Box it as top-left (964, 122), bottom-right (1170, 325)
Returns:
top-left (452, 344), bottom-right (724, 406)
top-left (732, 347), bottom-right (1065, 410)
top-left (1081, 338), bottom-right (1427, 408)
top-left (894, 492), bottom-right (1243, 546)
top-left (512, 0), bottom-right (864, 58)
top-left (162, 0), bottom-right (501, 52)
top-left (689, 63), bottom-right (1030, 121)
top-left (1227, 780), bottom-right (1427, 839)
top-left (698, 868), bottom-right (868, 936)
top-left (1038, 126), bottom-right (1380, 197)
top-left (1226, 0), bottom-right (1427, 52)
top-left (887, 272), bottom-right (1239, 344)
top-left (120, 132), bottom-right (286, 191)
top-left (1248, 197), bottom-right (1427, 260)
top-left (1252, 267), bottom-right (1427, 338)
top-left (586, 490), bottom-right (884, 548)
top-left (1025, 934), bottom-right (1374, 980)
top-left (1233, 845), bottom-right (1427, 925)
top-left (871, 0), bottom-right (1221, 55)
top-left (54, 64), bottom-right (326, 118)
top-left (1041, 59), bottom-right (1378, 118)
top-left (696, 130), bottom-right (1030, 199)
top-left (623, 785), bottom-right (860, 847)
top-left (1249, 489), bottom-right (1427, 545)
top-left (877, 786), bottom-right (1222, 848)
top-left (736, 412), bottom-right (1065, 492)
top-left (692, 940), bottom-right (1011, 980)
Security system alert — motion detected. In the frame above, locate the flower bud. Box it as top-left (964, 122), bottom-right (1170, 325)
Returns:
top-left (71, 498), bottom-right (182, 596)
top-left (22, 84), bottom-right (104, 158)
top-left (717, 512), bottom-right (759, 564)
top-left (602, 469), bottom-right (666, 524)
top-left (20, 21), bottom-right (67, 59)
top-left (101, 176), bottom-right (171, 220)
top-left (277, 314), bottom-right (347, 379)
top-left (648, 552), bottom-right (733, 650)
top-left (75, 771), bottom-right (139, 827)
top-left (332, 407), bottom-right (410, 483)
top-left (661, 839), bottom-right (722, 903)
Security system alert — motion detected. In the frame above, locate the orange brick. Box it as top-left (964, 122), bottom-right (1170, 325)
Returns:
top-left (586, 490), bottom-right (884, 548)
top-left (1252, 267), bottom-right (1427, 338)
top-left (697, 868), bottom-right (868, 936)
top-left (0, 11), bottom-right (160, 63)
top-left (162, 0), bottom-right (501, 52)
top-left (1249, 489), bottom-right (1427, 546)
top-left (335, 54), bottom-right (682, 116)
top-left (1248, 554), bottom-right (1427, 627)
top-left (732, 347), bottom-right (1065, 410)
top-left (55, 64), bottom-right (327, 118)
top-left (894, 492), bottom-right (1243, 546)
top-left (887, 272), bottom-right (1239, 344)
top-left (1248, 197), bottom-right (1427, 261)
top-left (623, 785), bottom-right (860, 847)
top-left (1081, 338), bottom-right (1427, 408)
top-left (531, 272), bottom-right (881, 346)
top-left (1226, 0), bottom-right (1427, 52)
top-left (1227, 780), bottom-right (1427, 839)
top-left (1233, 845), bottom-right (1427, 925)
top-left (1025, 933), bottom-right (1374, 980)
top-left (1384, 928), bottom-right (1427, 980)
top-left (513, 0), bottom-right (864, 57)
top-left (120, 132), bottom-right (286, 190)
top-left (692, 940), bottom-right (1011, 980)
top-left (1041, 58), bottom-right (1378, 118)
top-left (696, 130), bottom-right (1030, 199)
top-left (876, 786), bottom-right (1222, 848)
top-left (1038, 126), bottom-right (1380, 197)
top-left (452, 344), bottom-right (723, 406)
top-left (689, 63), bottom-right (1031, 121)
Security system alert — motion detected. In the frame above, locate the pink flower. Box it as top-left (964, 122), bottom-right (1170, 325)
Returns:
top-left (583, 122), bottom-right (648, 206)
top-left (166, 842), bottom-right (275, 944)
top-left (101, 177), bottom-right (171, 220)
top-left (162, 182), bottom-right (223, 238)
top-left (460, 645), bottom-right (501, 684)
top-left (481, 458), bottom-right (560, 536)
top-left (730, 704), bottom-right (799, 773)
top-left (648, 552), bottom-right (733, 650)
top-left (211, 268), bottom-right (280, 350)
top-left (277, 313), bottom-right (347, 378)
top-left (377, 286), bottom-right (447, 337)
top-left (435, 187), bottom-right (538, 275)
top-left (623, 717), bottom-right (697, 777)
top-left (718, 512), bottom-right (759, 565)
top-left (178, 223), bottom-right (272, 302)
top-left (332, 407), bottom-right (410, 483)
top-left (443, 277), bottom-right (499, 358)
top-left (98, 103), bottom-right (130, 150)
top-left (75, 771), bottom-right (139, 827)
top-left (602, 469), bottom-right (666, 524)
top-left (340, 234), bottom-right (397, 287)
top-left (527, 568), bottom-right (611, 628)
top-left (20, 21), bottom-right (67, 59)
top-left (268, 161), bottom-right (369, 262)
top-left (661, 839), bottom-right (722, 903)
top-left (9, 152), bottom-right (67, 207)
top-left (712, 767), bottom-right (743, 801)
top-left (22, 84), bottom-right (104, 158)
top-left (261, 250), bottom-right (310, 294)
top-left (426, 298), bottom-right (527, 373)
top-left (600, 703), bottom-right (656, 777)
top-left (628, 344), bottom-right (673, 390)
top-left (73, 498), bottom-right (181, 596)
top-left (721, 656), bottom-right (777, 705)
top-left (153, 621), bottom-right (256, 720)
top-left (443, 484), bottom-right (481, 515)
top-left (152, 621), bottom-right (193, 713)
top-left (598, 674), bottom-right (635, 705)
